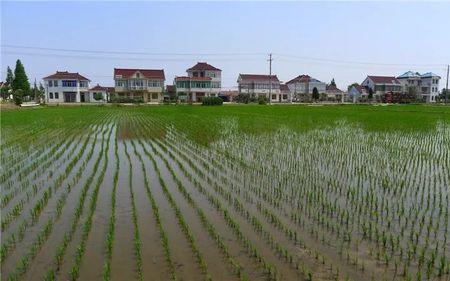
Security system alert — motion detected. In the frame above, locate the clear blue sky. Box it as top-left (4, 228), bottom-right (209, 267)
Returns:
top-left (1, 1), bottom-right (449, 90)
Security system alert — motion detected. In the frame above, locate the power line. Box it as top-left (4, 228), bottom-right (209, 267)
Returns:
top-left (1, 44), bottom-right (266, 57)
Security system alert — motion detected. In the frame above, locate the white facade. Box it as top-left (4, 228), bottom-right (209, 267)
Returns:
top-left (397, 71), bottom-right (441, 103)
top-left (43, 73), bottom-right (90, 103)
top-left (237, 74), bottom-right (281, 102)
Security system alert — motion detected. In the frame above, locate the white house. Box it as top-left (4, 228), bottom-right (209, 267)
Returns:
top-left (286, 75), bottom-right (326, 101)
top-left (175, 62), bottom-right (222, 102)
top-left (361, 76), bottom-right (402, 99)
top-left (397, 71), bottom-right (441, 102)
top-left (237, 74), bottom-right (281, 102)
top-left (43, 71), bottom-right (90, 103)
top-left (89, 84), bottom-right (114, 103)
top-left (113, 68), bottom-right (165, 103)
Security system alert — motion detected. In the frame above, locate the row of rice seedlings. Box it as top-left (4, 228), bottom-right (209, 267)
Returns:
top-left (132, 134), bottom-right (249, 280)
top-left (128, 140), bottom-right (177, 281)
top-left (67, 125), bottom-right (113, 281)
top-left (43, 125), bottom-right (111, 281)
top-left (102, 128), bottom-right (119, 281)
top-left (150, 135), bottom-right (316, 280)
top-left (132, 122), bottom-right (212, 280)
top-left (135, 120), bottom-right (279, 280)
top-left (159, 117), bottom-right (450, 278)
top-left (0, 120), bottom-right (85, 186)
top-left (122, 140), bottom-right (144, 280)
top-left (205, 121), bottom-right (450, 278)
top-left (0, 125), bottom-right (100, 265)
top-left (144, 118), bottom-right (328, 279)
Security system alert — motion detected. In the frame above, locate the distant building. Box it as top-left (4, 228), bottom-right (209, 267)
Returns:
top-left (165, 85), bottom-right (176, 101)
top-left (347, 85), bottom-right (368, 103)
top-left (279, 84), bottom-right (291, 103)
top-left (397, 71), bottom-right (441, 102)
top-left (325, 84), bottom-right (345, 102)
top-left (220, 90), bottom-right (239, 102)
top-left (286, 75), bottom-right (326, 101)
top-left (43, 71), bottom-right (90, 103)
top-left (113, 68), bottom-right (165, 103)
top-left (237, 74), bottom-right (281, 102)
top-left (361, 76), bottom-right (402, 101)
top-left (89, 84), bottom-right (114, 102)
top-left (174, 62), bottom-right (222, 102)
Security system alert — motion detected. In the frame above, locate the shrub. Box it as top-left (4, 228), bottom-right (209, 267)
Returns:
top-left (258, 96), bottom-right (268, 105)
top-left (109, 96), bottom-right (143, 104)
top-left (202, 97), bottom-right (223, 106)
top-left (93, 93), bottom-right (103, 101)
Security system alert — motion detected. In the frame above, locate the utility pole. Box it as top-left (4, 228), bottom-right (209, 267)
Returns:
top-left (268, 53), bottom-right (273, 105)
top-left (446, 64), bottom-right (449, 104)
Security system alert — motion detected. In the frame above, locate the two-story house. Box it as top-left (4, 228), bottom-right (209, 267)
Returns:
top-left (113, 68), bottom-right (165, 103)
top-left (43, 71), bottom-right (90, 103)
top-left (237, 74), bottom-right (281, 102)
top-left (174, 62), bottom-right (221, 102)
top-left (286, 75), bottom-right (326, 101)
top-left (361, 76), bottom-right (402, 100)
top-left (397, 71), bottom-right (440, 102)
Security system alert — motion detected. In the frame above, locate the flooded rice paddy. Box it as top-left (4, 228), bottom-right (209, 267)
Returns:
top-left (1, 108), bottom-right (449, 281)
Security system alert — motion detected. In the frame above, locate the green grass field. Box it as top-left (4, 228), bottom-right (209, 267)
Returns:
top-left (1, 104), bottom-right (449, 281)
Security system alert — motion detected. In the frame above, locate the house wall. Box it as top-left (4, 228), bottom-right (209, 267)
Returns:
top-left (44, 79), bottom-right (90, 103)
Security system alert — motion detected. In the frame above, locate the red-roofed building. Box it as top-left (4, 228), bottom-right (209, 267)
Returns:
top-left (88, 84), bottom-right (114, 102)
top-left (237, 74), bottom-right (282, 102)
top-left (174, 62), bottom-right (221, 102)
top-left (286, 74), bottom-right (326, 102)
top-left (43, 71), bottom-right (90, 103)
top-left (113, 68), bottom-right (165, 102)
top-left (361, 75), bottom-right (402, 100)
top-left (325, 84), bottom-right (345, 102)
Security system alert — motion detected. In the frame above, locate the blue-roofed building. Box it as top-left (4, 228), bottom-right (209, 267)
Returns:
top-left (397, 71), bottom-right (441, 103)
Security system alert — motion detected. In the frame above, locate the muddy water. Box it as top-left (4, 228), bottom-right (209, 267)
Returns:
top-left (148, 139), bottom-right (266, 280)
top-left (129, 140), bottom-right (168, 280)
top-left (57, 128), bottom-right (111, 280)
top-left (23, 130), bottom-right (108, 280)
top-left (146, 140), bottom-right (238, 281)
top-left (138, 140), bottom-right (204, 281)
top-left (78, 125), bottom-right (117, 280)
top-left (110, 140), bottom-right (137, 281)
top-left (1, 131), bottom-right (102, 278)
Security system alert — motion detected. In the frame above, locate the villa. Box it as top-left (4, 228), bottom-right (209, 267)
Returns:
top-left (43, 71), bottom-right (90, 103)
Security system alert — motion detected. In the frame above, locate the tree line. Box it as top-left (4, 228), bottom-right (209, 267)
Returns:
top-left (1, 59), bottom-right (44, 105)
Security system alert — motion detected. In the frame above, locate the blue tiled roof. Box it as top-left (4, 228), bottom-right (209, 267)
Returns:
top-left (397, 71), bottom-right (421, 79)
top-left (420, 72), bottom-right (440, 78)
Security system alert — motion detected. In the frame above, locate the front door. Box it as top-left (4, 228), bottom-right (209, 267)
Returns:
top-left (64, 92), bottom-right (76, 102)
top-left (80, 93), bottom-right (86, 102)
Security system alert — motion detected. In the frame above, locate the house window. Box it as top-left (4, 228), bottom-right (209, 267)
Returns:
top-left (193, 72), bottom-right (198, 77)
top-left (62, 80), bottom-right (77, 87)
top-left (49, 92), bottom-right (53, 99)
top-left (79, 81), bottom-right (88, 88)
top-left (283, 94), bottom-right (287, 99)
top-left (54, 80), bottom-right (58, 87)
top-left (55, 92), bottom-right (59, 99)
top-left (116, 80), bottom-right (125, 87)
top-left (136, 73), bottom-right (140, 78)
top-left (49, 81), bottom-right (53, 87)
top-left (272, 94), bottom-right (276, 100)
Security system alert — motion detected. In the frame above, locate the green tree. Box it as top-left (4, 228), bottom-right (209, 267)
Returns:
top-left (13, 89), bottom-right (24, 105)
top-left (312, 87), bottom-right (319, 101)
top-left (6, 66), bottom-right (14, 85)
top-left (347, 83), bottom-right (359, 91)
top-left (11, 60), bottom-right (30, 95)
top-left (368, 88), bottom-right (374, 101)
top-left (330, 78), bottom-right (336, 87)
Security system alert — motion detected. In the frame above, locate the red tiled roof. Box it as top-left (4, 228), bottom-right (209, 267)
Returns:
top-left (43, 71), bottom-right (90, 81)
top-left (90, 84), bottom-right (114, 92)
top-left (166, 85), bottom-right (176, 93)
top-left (187, 62), bottom-right (221, 71)
top-left (353, 85), bottom-right (367, 94)
top-left (175, 76), bottom-right (211, 81)
top-left (326, 84), bottom-right (343, 92)
top-left (286, 75), bottom-right (311, 84)
top-left (367, 76), bottom-right (401, 85)
top-left (238, 74), bottom-right (279, 82)
top-left (280, 84), bottom-right (290, 92)
top-left (114, 68), bottom-right (165, 80)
